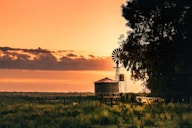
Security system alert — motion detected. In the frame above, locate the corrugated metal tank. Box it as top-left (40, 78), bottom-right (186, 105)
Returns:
top-left (94, 77), bottom-right (119, 98)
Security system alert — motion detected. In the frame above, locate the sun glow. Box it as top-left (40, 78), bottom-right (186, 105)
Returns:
top-left (0, 69), bottom-right (142, 92)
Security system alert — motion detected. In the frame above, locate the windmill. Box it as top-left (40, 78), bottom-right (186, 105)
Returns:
top-left (112, 48), bottom-right (127, 93)
top-left (112, 48), bottom-right (122, 81)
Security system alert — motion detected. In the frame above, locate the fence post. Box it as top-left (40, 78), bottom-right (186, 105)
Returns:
top-left (79, 92), bottom-right (82, 104)
top-left (63, 98), bottom-right (65, 105)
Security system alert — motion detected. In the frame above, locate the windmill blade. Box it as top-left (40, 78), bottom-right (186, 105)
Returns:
top-left (111, 48), bottom-right (123, 64)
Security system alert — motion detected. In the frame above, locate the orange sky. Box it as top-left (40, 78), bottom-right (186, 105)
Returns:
top-left (0, 0), bottom-right (144, 93)
top-left (0, 69), bottom-right (143, 92)
top-left (0, 0), bottom-right (127, 57)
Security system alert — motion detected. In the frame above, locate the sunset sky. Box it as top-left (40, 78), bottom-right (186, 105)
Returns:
top-left (0, 0), bottom-right (127, 57)
top-left (0, 0), bottom-right (144, 92)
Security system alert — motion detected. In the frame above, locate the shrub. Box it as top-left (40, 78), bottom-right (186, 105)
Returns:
top-left (177, 119), bottom-right (192, 128)
top-left (143, 118), bottom-right (155, 126)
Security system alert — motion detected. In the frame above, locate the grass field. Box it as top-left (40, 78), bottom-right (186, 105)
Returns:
top-left (0, 92), bottom-right (191, 128)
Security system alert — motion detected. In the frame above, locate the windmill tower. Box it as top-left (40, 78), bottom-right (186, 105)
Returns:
top-left (112, 48), bottom-right (127, 93)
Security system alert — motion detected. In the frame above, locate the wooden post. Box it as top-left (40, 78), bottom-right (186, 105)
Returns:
top-left (63, 98), bottom-right (65, 105)
top-left (110, 98), bottom-right (113, 107)
top-left (78, 92), bottom-right (81, 104)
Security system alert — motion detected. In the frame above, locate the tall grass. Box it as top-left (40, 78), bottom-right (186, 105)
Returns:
top-left (0, 94), bottom-right (191, 128)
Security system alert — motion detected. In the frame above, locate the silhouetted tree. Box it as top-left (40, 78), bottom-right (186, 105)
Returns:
top-left (119, 0), bottom-right (192, 101)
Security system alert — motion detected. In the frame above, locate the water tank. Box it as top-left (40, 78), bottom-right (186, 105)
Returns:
top-left (94, 77), bottom-right (119, 98)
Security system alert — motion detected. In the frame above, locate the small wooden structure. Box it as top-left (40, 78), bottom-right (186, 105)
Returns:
top-left (94, 77), bottom-right (119, 99)
top-left (136, 96), bottom-right (165, 104)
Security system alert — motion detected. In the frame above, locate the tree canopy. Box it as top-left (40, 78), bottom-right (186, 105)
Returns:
top-left (119, 0), bottom-right (192, 101)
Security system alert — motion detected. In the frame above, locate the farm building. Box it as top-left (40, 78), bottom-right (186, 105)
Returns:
top-left (94, 77), bottom-right (119, 98)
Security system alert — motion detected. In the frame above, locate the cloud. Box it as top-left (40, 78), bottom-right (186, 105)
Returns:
top-left (66, 53), bottom-right (78, 58)
top-left (89, 54), bottom-right (95, 58)
top-left (0, 47), bottom-right (113, 70)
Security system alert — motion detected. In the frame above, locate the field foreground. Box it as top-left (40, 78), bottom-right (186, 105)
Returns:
top-left (0, 92), bottom-right (191, 128)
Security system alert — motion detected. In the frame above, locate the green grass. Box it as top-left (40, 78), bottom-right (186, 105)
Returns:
top-left (0, 92), bottom-right (191, 128)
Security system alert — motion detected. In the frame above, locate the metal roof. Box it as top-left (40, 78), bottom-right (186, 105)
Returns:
top-left (94, 77), bottom-right (118, 84)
